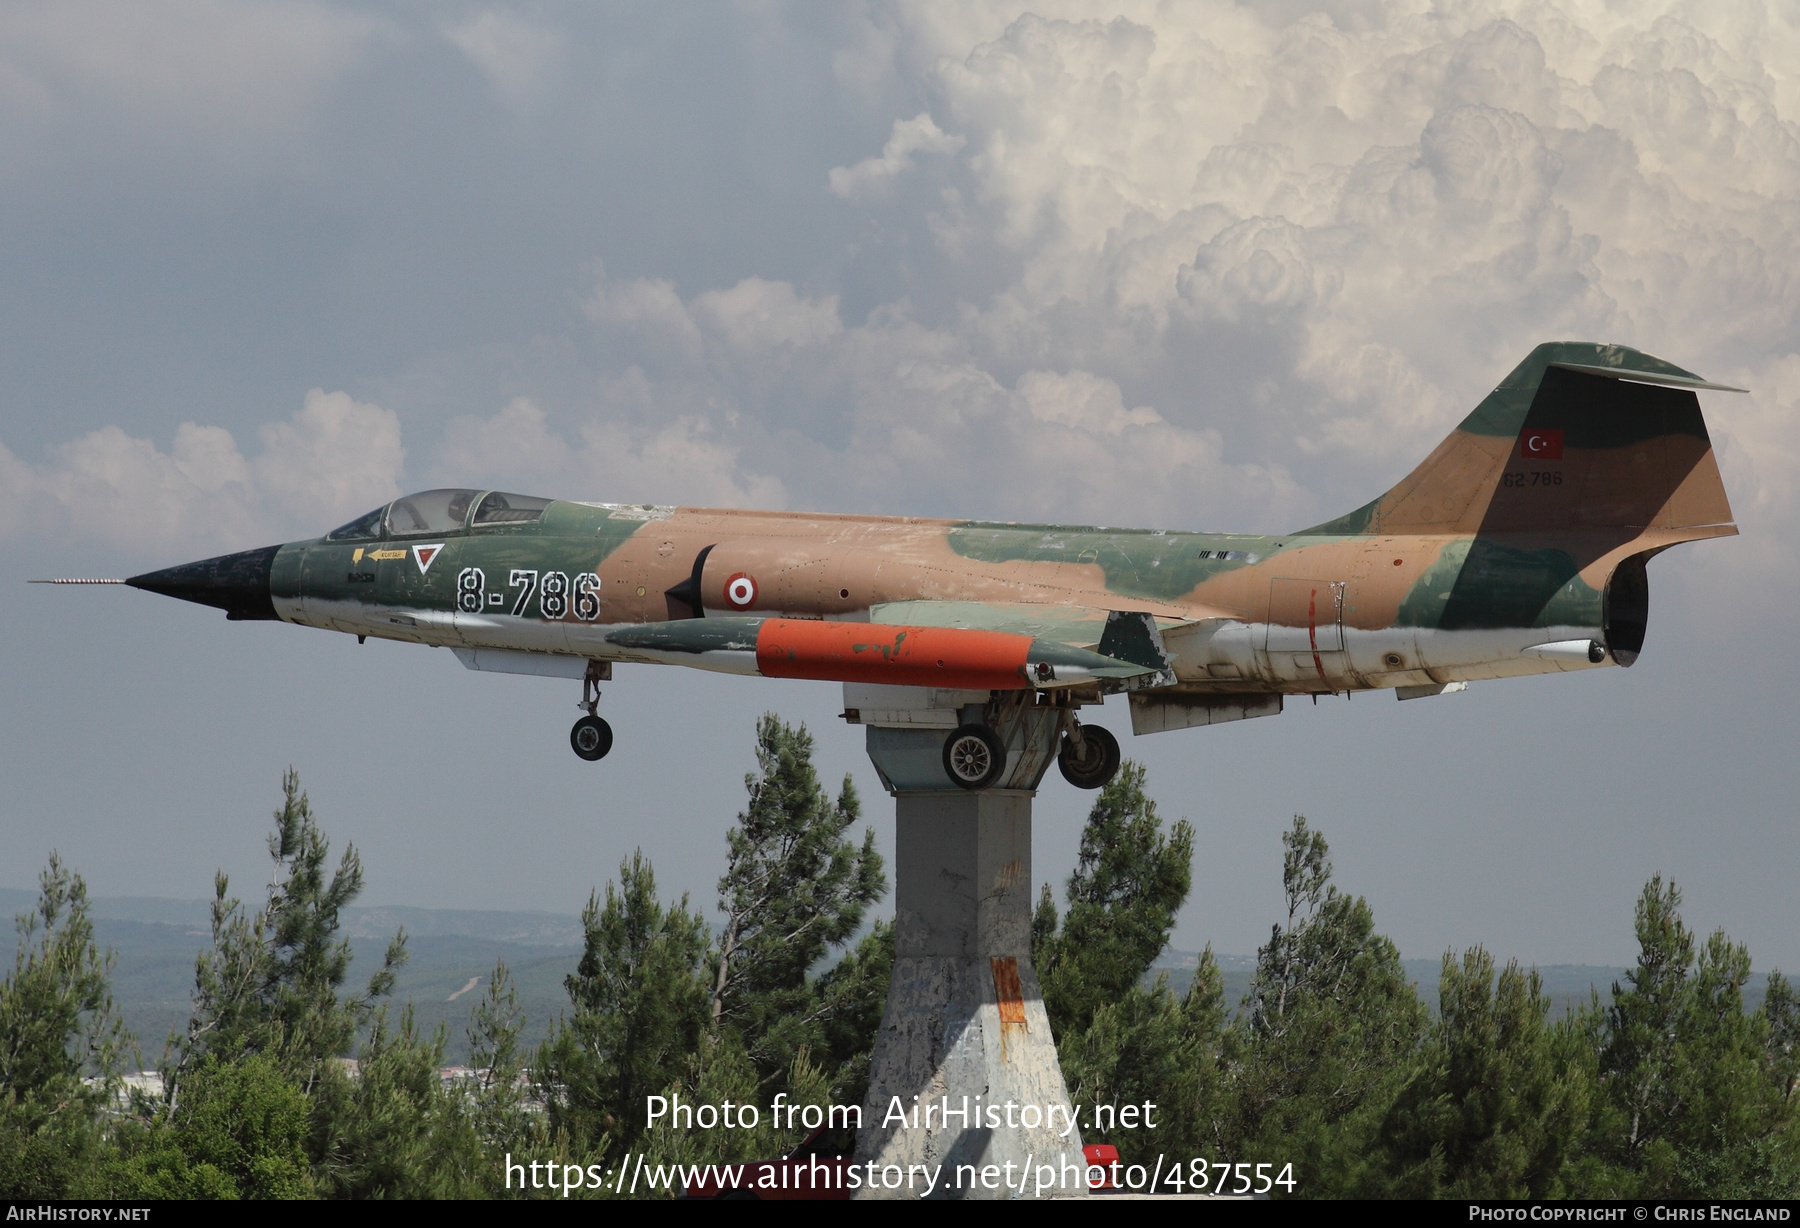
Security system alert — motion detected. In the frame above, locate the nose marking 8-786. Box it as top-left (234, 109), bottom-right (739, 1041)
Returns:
top-left (459, 566), bottom-right (602, 622)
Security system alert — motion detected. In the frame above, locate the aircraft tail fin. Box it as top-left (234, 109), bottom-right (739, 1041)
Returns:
top-left (1300, 342), bottom-right (1740, 541)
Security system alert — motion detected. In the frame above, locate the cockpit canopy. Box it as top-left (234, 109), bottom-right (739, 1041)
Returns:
top-left (388, 488), bottom-right (479, 536)
top-left (324, 489), bottom-right (554, 541)
top-left (472, 491), bottom-right (552, 524)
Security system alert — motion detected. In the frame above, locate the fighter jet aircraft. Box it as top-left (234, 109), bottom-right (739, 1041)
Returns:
top-left (60, 342), bottom-right (1738, 792)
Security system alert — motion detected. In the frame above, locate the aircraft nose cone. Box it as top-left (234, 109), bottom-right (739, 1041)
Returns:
top-left (126, 545), bottom-right (281, 621)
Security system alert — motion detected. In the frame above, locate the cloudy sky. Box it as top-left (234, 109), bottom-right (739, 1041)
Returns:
top-left (4, 0), bottom-right (1797, 971)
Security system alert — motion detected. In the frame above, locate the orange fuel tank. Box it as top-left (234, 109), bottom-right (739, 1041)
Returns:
top-left (753, 619), bottom-right (1032, 690)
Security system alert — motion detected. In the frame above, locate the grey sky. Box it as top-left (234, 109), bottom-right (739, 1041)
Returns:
top-left (3, 0), bottom-right (1797, 970)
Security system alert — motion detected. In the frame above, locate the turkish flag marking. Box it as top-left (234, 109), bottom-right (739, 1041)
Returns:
top-left (1520, 428), bottom-right (1564, 460)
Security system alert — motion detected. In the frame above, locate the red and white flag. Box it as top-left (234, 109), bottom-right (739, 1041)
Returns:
top-left (1520, 428), bottom-right (1564, 460)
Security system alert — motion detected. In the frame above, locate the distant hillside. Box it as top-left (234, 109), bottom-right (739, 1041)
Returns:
top-left (3, 890), bottom-right (1773, 1068)
top-left (0, 889), bottom-right (585, 1066)
top-left (1147, 949), bottom-right (1772, 1019)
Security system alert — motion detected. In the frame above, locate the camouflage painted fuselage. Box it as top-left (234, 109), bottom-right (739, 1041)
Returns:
top-left (130, 342), bottom-right (1738, 717)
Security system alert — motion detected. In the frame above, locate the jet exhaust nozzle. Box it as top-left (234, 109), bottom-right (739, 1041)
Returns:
top-left (126, 545), bottom-right (281, 621)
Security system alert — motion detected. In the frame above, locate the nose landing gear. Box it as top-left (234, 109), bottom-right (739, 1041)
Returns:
top-left (570, 661), bottom-right (613, 762)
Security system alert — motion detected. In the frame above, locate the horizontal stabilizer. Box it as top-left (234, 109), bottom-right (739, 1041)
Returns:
top-left (1548, 362), bottom-right (1746, 393)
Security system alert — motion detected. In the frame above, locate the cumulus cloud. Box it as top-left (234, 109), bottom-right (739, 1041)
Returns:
top-left (433, 396), bottom-right (787, 509)
top-left (0, 391), bottom-right (402, 556)
top-left (443, 9), bottom-right (565, 112)
top-left (822, 0), bottom-right (1800, 533)
top-left (828, 112), bottom-right (965, 198)
top-left (529, 0), bottom-right (1800, 536)
top-left (14, 0), bottom-right (1800, 564)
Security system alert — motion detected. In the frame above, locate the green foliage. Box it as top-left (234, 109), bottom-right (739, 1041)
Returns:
top-left (1033, 761), bottom-right (1224, 1173)
top-left (171, 769), bottom-right (406, 1097)
top-left (1573, 877), bottom-right (1800, 1197)
top-left (1226, 816), bottom-right (1427, 1194)
top-left (1373, 948), bottom-right (1591, 1197)
top-left (0, 854), bottom-right (132, 1117)
top-left (6, 730), bottom-right (1798, 1203)
top-left (311, 1007), bottom-right (478, 1198)
top-left (1767, 972), bottom-right (1799, 1109)
top-left (1035, 762), bottom-right (1194, 1040)
top-left (0, 854), bottom-right (132, 1198)
top-left (538, 851), bottom-right (712, 1155)
top-left (709, 715), bottom-right (884, 1090)
top-left (1063, 954), bottom-right (1231, 1167)
top-left (463, 960), bottom-right (543, 1165)
top-left (113, 1055), bottom-right (312, 1199)
top-left (639, 1037), bottom-right (837, 1178)
top-left (810, 920), bottom-right (894, 1108)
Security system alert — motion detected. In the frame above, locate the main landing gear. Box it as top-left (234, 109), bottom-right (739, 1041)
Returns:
top-left (939, 710), bottom-right (1122, 792)
top-left (943, 724), bottom-right (1007, 790)
top-left (1057, 720), bottom-right (1120, 790)
top-left (570, 661), bottom-right (613, 762)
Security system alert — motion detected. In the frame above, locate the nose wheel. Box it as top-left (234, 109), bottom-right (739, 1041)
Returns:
top-left (571, 660), bottom-right (613, 762)
top-left (571, 714), bottom-right (613, 761)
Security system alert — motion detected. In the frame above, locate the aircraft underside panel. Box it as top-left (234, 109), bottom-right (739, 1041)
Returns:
top-left (1165, 618), bottom-right (1610, 692)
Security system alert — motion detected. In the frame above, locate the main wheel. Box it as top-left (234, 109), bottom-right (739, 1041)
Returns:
top-left (942, 724), bottom-right (1007, 790)
top-left (1057, 723), bottom-right (1120, 789)
top-left (570, 714), bottom-right (613, 761)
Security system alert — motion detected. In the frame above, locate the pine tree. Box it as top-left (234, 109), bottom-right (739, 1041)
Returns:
top-left (114, 1054), bottom-right (313, 1199)
top-left (810, 920), bottom-right (894, 1108)
top-left (709, 714), bottom-right (884, 1089)
top-left (1582, 877), bottom-right (1800, 1197)
top-left (1765, 972), bottom-right (1799, 1109)
top-left (1029, 761), bottom-right (1224, 1178)
top-left (311, 1005), bottom-right (478, 1198)
top-left (462, 960), bottom-right (541, 1170)
top-left (1228, 816), bottom-right (1425, 1194)
top-left (538, 851), bottom-right (711, 1154)
top-left (1033, 762), bottom-right (1194, 1040)
top-left (1061, 948), bottom-right (1231, 1170)
top-left (0, 855), bottom-right (133, 1197)
top-left (1373, 947), bottom-right (1590, 1197)
top-left (126, 770), bottom-right (490, 1199)
top-left (170, 770), bottom-right (405, 1097)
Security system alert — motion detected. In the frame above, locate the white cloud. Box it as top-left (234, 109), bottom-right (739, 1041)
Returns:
top-left (691, 278), bottom-right (843, 352)
top-left (434, 396), bottom-right (787, 510)
top-left (831, 0), bottom-right (1800, 517)
top-left (828, 111), bottom-right (965, 199)
top-left (254, 389), bottom-right (406, 526)
top-left (15, 0), bottom-right (1800, 555)
top-left (525, 0), bottom-right (1800, 539)
top-left (443, 10), bottom-right (565, 112)
top-left (1016, 369), bottom-right (1162, 436)
top-left (0, 391), bottom-right (403, 555)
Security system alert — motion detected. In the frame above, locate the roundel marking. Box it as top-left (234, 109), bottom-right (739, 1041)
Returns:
top-left (725, 572), bottom-right (758, 609)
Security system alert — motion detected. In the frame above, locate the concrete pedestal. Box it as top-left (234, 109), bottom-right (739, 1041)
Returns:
top-left (853, 715), bottom-right (1086, 1200)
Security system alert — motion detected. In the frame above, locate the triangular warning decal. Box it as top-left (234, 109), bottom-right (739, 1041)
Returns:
top-left (413, 544), bottom-right (444, 574)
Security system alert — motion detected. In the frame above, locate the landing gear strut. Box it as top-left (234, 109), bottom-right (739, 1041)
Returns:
top-left (1057, 719), bottom-right (1120, 789)
top-left (570, 661), bottom-right (613, 762)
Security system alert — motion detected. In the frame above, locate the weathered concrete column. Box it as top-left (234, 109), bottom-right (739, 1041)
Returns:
top-left (851, 702), bottom-right (1087, 1200)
